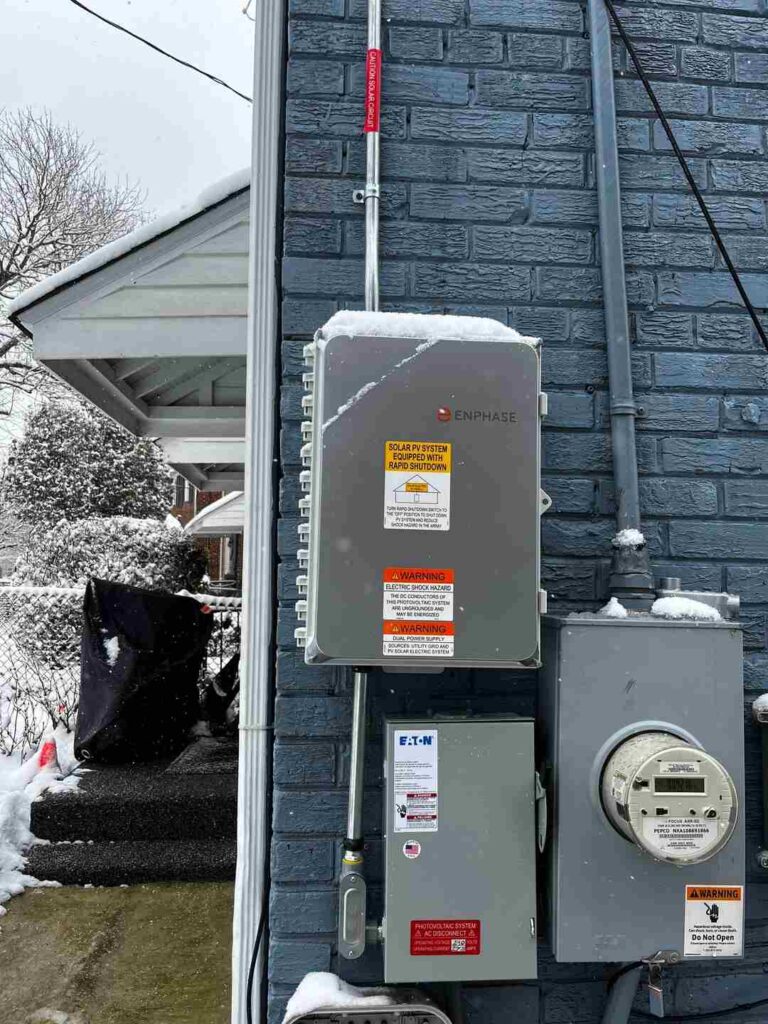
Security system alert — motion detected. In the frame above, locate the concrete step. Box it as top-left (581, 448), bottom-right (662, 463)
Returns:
top-left (31, 763), bottom-right (237, 843)
top-left (27, 838), bottom-right (237, 885)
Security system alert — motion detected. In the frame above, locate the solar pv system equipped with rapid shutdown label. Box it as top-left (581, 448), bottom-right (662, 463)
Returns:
top-left (296, 320), bottom-right (547, 669)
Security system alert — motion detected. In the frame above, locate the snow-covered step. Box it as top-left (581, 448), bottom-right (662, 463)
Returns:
top-left (26, 837), bottom-right (236, 886)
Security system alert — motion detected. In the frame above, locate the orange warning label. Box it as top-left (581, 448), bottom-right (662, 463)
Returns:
top-left (686, 886), bottom-right (742, 902)
top-left (383, 568), bottom-right (454, 584)
top-left (384, 621), bottom-right (454, 636)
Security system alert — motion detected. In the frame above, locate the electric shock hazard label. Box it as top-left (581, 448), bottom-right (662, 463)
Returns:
top-left (383, 620), bottom-right (454, 658)
top-left (383, 567), bottom-right (454, 622)
top-left (684, 885), bottom-right (743, 958)
top-left (384, 440), bottom-right (451, 531)
top-left (410, 920), bottom-right (481, 956)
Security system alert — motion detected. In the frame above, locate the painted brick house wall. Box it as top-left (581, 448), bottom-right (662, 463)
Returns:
top-left (272, 0), bottom-right (768, 1019)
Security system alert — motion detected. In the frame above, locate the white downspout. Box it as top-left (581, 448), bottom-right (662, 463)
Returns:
top-left (232, 0), bottom-right (285, 1020)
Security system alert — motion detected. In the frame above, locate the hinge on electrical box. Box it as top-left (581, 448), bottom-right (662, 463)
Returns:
top-left (539, 392), bottom-right (549, 417)
top-left (535, 771), bottom-right (548, 853)
top-left (538, 589), bottom-right (548, 614)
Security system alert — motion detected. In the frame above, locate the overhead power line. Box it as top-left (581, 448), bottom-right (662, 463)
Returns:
top-left (604, 0), bottom-right (768, 354)
top-left (67, 0), bottom-right (252, 104)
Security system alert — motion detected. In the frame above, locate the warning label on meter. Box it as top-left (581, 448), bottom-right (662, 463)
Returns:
top-left (383, 620), bottom-right (454, 658)
top-left (394, 728), bottom-right (438, 832)
top-left (684, 885), bottom-right (743, 957)
top-left (383, 567), bottom-right (454, 622)
top-left (642, 817), bottom-right (719, 858)
top-left (410, 920), bottom-right (481, 956)
top-left (384, 440), bottom-right (451, 531)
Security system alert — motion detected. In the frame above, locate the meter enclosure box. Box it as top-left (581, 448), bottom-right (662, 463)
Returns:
top-left (539, 615), bottom-right (745, 962)
top-left (303, 326), bottom-right (542, 669)
top-left (383, 717), bottom-right (537, 983)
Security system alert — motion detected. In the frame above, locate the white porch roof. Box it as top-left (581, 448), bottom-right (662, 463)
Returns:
top-left (184, 491), bottom-right (245, 537)
top-left (9, 171), bottom-right (251, 492)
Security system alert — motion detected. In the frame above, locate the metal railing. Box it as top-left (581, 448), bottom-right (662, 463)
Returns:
top-left (0, 585), bottom-right (241, 755)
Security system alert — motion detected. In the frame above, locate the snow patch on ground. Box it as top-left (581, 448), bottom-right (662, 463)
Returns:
top-left (320, 309), bottom-right (538, 346)
top-left (8, 168), bottom-right (250, 315)
top-left (283, 974), bottom-right (394, 1023)
top-left (651, 596), bottom-right (722, 621)
top-left (0, 727), bottom-right (81, 915)
top-left (103, 636), bottom-right (120, 668)
top-left (599, 597), bottom-right (629, 619)
top-left (612, 528), bottom-right (646, 548)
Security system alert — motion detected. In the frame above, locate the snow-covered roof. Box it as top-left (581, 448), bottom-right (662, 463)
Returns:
top-left (8, 168), bottom-right (250, 317)
top-left (184, 491), bottom-right (244, 537)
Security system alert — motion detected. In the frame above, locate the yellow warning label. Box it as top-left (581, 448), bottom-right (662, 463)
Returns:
top-left (385, 441), bottom-right (451, 474)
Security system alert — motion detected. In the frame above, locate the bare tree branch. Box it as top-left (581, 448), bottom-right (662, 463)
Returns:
top-left (0, 108), bottom-right (146, 405)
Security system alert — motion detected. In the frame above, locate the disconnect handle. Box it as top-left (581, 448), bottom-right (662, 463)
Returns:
top-left (338, 863), bottom-right (367, 959)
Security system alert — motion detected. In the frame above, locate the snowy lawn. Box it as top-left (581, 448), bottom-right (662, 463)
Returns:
top-left (0, 727), bottom-right (82, 915)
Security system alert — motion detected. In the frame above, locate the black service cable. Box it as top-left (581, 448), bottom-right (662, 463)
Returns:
top-left (602, 0), bottom-right (768, 354)
top-left (634, 995), bottom-right (768, 1021)
top-left (245, 901), bottom-right (268, 1024)
top-left (67, 0), bottom-right (252, 103)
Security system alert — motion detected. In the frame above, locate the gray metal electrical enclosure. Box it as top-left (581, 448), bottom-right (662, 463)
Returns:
top-left (383, 717), bottom-right (538, 983)
top-left (299, 323), bottom-right (544, 669)
top-left (539, 615), bottom-right (745, 962)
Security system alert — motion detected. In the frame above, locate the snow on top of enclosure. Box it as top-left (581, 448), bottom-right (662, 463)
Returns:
top-left (283, 973), bottom-right (394, 1023)
top-left (0, 727), bottom-right (81, 915)
top-left (612, 528), bottom-right (646, 548)
top-left (8, 168), bottom-right (250, 317)
top-left (651, 596), bottom-right (722, 621)
top-left (752, 693), bottom-right (768, 715)
top-left (319, 310), bottom-right (539, 346)
top-left (598, 596), bottom-right (629, 619)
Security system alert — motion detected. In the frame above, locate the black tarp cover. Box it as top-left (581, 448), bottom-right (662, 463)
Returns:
top-left (76, 578), bottom-right (213, 762)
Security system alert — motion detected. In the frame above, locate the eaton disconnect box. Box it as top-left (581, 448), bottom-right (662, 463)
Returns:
top-left (383, 717), bottom-right (538, 983)
top-left (539, 613), bottom-right (745, 963)
top-left (297, 314), bottom-right (545, 669)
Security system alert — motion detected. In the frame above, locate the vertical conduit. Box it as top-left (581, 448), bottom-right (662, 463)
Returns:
top-left (589, 0), bottom-right (654, 606)
top-left (337, 0), bottom-right (383, 961)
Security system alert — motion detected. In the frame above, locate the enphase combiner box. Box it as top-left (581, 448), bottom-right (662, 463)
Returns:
top-left (382, 717), bottom-right (538, 983)
top-left (296, 312), bottom-right (546, 669)
top-left (539, 610), bottom-right (745, 963)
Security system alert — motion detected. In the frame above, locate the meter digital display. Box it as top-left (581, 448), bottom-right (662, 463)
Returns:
top-left (600, 731), bottom-right (738, 865)
top-left (653, 777), bottom-right (706, 794)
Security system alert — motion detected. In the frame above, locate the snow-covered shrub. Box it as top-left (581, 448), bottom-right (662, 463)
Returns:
top-left (12, 517), bottom-right (206, 672)
top-left (14, 516), bottom-right (206, 591)
top-left (2, 401), bottom-right (174, 528)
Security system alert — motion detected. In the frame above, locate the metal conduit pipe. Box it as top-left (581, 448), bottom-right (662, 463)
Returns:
top-left (588, 0), bottom-right (654, 607)
top-left (337, 0), bottom-right (382, 960)
top-left (601, 965), bottom-right (643, 1024)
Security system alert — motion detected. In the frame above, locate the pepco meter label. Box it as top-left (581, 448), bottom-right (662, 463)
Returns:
top-left (383, 567), bottom-right (454, 621)
top-left (642, 817), bottom-right (719, 857)
top-left (384, 440), bottom-right (451, 531)
top-left (684, 885), bottom-right (743, 957)
top-left (393, 729), bottom-right (438, 832)
top-left (410, 919), bottom-right (481, 956)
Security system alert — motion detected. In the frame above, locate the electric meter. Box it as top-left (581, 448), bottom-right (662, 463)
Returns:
top-left (601, 731), bottom-right (738, 865)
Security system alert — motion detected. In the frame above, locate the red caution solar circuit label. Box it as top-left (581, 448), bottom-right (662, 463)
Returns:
top-left (363, 48), bottom-right (382, 133)
top-left (383, 620), bottom-right (454, 658)
top-left (410, 920), bottom-right (481, 956)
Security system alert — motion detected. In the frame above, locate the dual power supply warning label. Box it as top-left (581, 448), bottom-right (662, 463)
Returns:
top-left (382, 567), bottom-right (454, 657)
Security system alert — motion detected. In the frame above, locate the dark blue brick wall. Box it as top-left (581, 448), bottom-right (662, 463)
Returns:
top-left (271, 0), bottom-right (768, 1019)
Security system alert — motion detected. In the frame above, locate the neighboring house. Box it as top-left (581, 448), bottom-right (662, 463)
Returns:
top-left (184, 490), bottom-right (244, 592)
top-left (9, 5), bottom-right (768, 1021)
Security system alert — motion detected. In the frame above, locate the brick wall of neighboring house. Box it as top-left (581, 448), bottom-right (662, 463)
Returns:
top-left (272, 1), bottom-right (768, 1019)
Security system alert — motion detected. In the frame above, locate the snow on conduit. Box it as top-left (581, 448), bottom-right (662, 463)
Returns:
top-left (283, 973), bottom-right (394, 1023)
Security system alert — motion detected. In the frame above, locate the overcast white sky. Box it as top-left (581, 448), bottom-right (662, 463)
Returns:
top-left (4, 0), bottom-right (254, 216)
